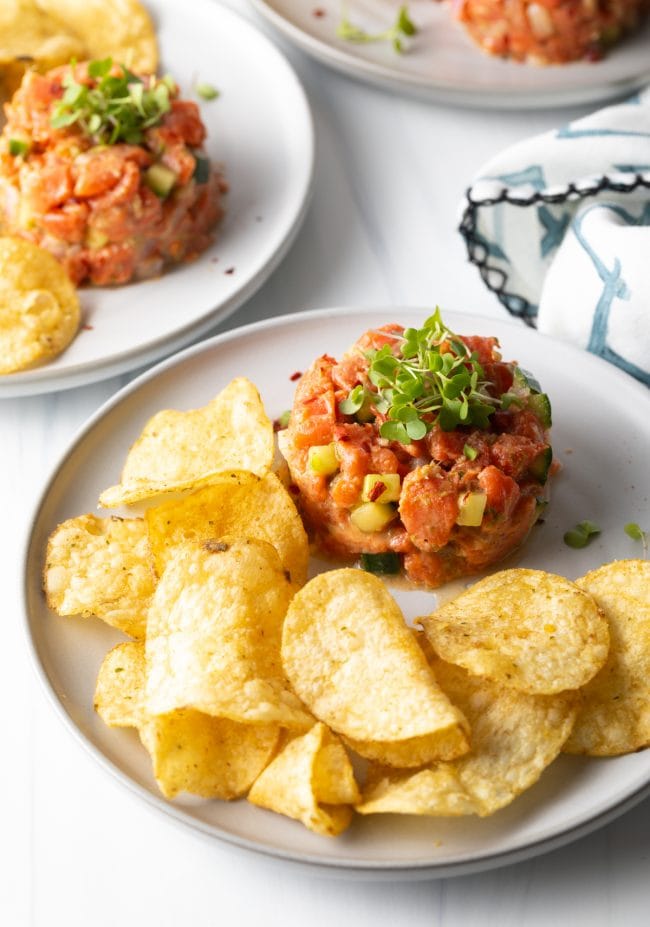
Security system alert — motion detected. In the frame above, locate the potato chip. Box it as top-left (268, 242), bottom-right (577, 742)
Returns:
top-left (145, 538), bottom-right (312, 729)
top-left (357, 653), bottom-right (576, 817)
top-left (281, 570), bottom-right (469, 766)
top-left (0, 1), bottom-right (85, 98)
top-left (0, 237), bottom-right (80, 373)
top-left (248, 722), bottom-right (360, 836)
top-left (564, 559), bottom-right (650, 756)
top-left (99, 378), bottom-right (274, 508)
top-left (95, 642), bottom-right (280, 799)
top-left (36, 0), bottom-right (158, 75)
top-left (145, 470), bottom-right (309, 586)
top-left (418, 568), bottom-right (609, 695)
top-left (44, 513), bottom-right (155, 638)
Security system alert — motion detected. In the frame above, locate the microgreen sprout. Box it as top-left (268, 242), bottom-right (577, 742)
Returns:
top-left (337, 4), bottom-right (417, 54)
top-left (625, 522), bottom-right (648, 557)
top-left (195, 82), bottom-right (219, 101)
top-left (338, 308), bottom-right (501, 445)
top-left (563, 521), bottom-right (601, 549)
top-left (50, 58), bottom-right (173, 145)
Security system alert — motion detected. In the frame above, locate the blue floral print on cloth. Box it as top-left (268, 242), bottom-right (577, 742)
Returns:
top-left (459, 87), bottom-right (650, 385)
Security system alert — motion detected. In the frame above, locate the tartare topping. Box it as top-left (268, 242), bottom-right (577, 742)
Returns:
top-left (50, 58), bottom-right (175, 145)
top-left (339, 308), bottom-right (502, 443)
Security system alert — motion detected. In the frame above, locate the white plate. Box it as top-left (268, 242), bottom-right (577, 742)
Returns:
top-left (22, 307), bottom-right (650, 878)
top-left (251, 0), bottom-right (650, 109)
top-left (0, 0), bottom-right (313, 398)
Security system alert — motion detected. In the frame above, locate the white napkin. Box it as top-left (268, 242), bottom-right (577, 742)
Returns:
top-left (459, 88), bottom-right (650, 385)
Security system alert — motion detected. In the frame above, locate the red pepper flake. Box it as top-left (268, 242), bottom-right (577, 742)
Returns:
top-left (290, 371), bottom-right (302, 381)
top-left (368, 481), bottom-right (386, 502)
top-left (337, 434), bottom-right (350, 443)
top-left (82, 324), bottom-right (94, 331)
top-left (312, 8), bottom-right (326, 17)
top-left (224, 267), bottom-right (235, 274)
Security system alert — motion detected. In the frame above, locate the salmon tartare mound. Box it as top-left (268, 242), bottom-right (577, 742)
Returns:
top-left (453, 0), bottom-right (647, 64)
top-left (0, 60), bottom-right (226, 286)
top-left (279, 311), bottom-right (554, 588)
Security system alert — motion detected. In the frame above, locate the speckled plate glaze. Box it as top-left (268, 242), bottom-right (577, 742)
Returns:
top-left (22, 307), bottom-right (650, 878)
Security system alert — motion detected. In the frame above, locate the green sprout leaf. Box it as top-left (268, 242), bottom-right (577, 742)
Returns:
top-left (625, 522), bottom-right (648, 557)
top-left (337, 4), bottom-right (417, 55)
top-left (50, 58), bottom-right (173, 145)
top-left (340, 307), bottom-right (502, 446)
top-left (563, 521), bottom-right (601, 549)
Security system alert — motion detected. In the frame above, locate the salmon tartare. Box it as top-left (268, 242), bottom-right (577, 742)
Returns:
top-left (453, 0), bottom-right (648, 64)
top-left (0, 59), bottom-right (226, 286)
top-left (279, 311), bottom-right (554, 588)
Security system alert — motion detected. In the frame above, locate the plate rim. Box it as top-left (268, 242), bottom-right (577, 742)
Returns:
top-left (249, 0), bottom-right (650, 110)
top-left (0, 0), bottom-right (315, 399)
top-left (20, 304), bottom-right (650, 877)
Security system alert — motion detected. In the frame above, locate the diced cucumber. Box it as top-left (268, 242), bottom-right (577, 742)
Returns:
top-left (529, 446), bottom-right (553, 484)
top-left (308, 443), bottom-right (339, 475)
top-left (86, 228), bottom-right (109, 250)
top-left (456, 491), bottom-right (487, 527)
top-left (145, 163), bottom-right (177, 197)
top-left (350, 502), bottom-right (397, 533)
top-left (361, 473), bottom-right (401, 503)
top-left (513, 366), bottom-right (542, 395)
top-left (360, 552), bottom-right (401, 575)
top-left (193, 155), bottom-right (210, 184)
top-left (527, 392), bottom-right (552, 428)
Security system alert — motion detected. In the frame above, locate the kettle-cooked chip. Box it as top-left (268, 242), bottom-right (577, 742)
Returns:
top-left (145, 538), bottom-right (312, 729)
top-left (44, 513), bottom-right (155, 638)
top-left (281, 570), bottom-right (469, 766)
top-left (357, 651), bottom-right (576, 818)
top-left (99, 378), bottom-right (274, 508)
top-left (564, 559), bottom-right (650, 756)
top-left (248, 722), bottom-right (360, 836)
top-left (95, 642), bottom-right (280, 799)
top-left (0, 1), bottom-right (85, 98)
top-left (145, 470), bottom-right (309, 586)
top-left (0, 237), bottom-right (80, 374)
top-left (36, 0), bottom-right (158, 74)
top-left (418, 568), bottom-right (609, 695)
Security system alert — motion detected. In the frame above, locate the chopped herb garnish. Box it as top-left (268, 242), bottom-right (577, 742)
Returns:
top-left (625, 522), bottom-right (648, 556)
top-left (8, 138), bottom-right (29, 157)
top-left (195, 82), bottom-right (219, 101)
top-left (563, 521), bottom-right (601, 549)
top-left (337, 4), bottom-right (417, 54)
top-left (50, 58), bottom-right (173, 145)
top-left (277, 409), bottom-right (291, 428)
top-left (463, 443), bottom-right (478, 461)
top-left (338, 308), bottom-right (500, 445)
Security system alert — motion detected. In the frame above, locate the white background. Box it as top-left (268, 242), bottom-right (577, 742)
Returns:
top-left (2, 0), bottom-right (650, 923)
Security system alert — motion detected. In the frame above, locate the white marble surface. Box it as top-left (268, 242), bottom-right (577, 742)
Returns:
top-left (2, 1), bottom-right (650, 923)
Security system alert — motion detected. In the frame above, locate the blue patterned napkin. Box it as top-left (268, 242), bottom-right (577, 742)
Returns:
top-left (459, 88), bottom-right (650, 385)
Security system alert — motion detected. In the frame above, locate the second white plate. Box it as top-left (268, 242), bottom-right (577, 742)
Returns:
top-left (1, 0), bottom-right (313, 398)
top-left (251, 0), bottom-right (650, 108)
